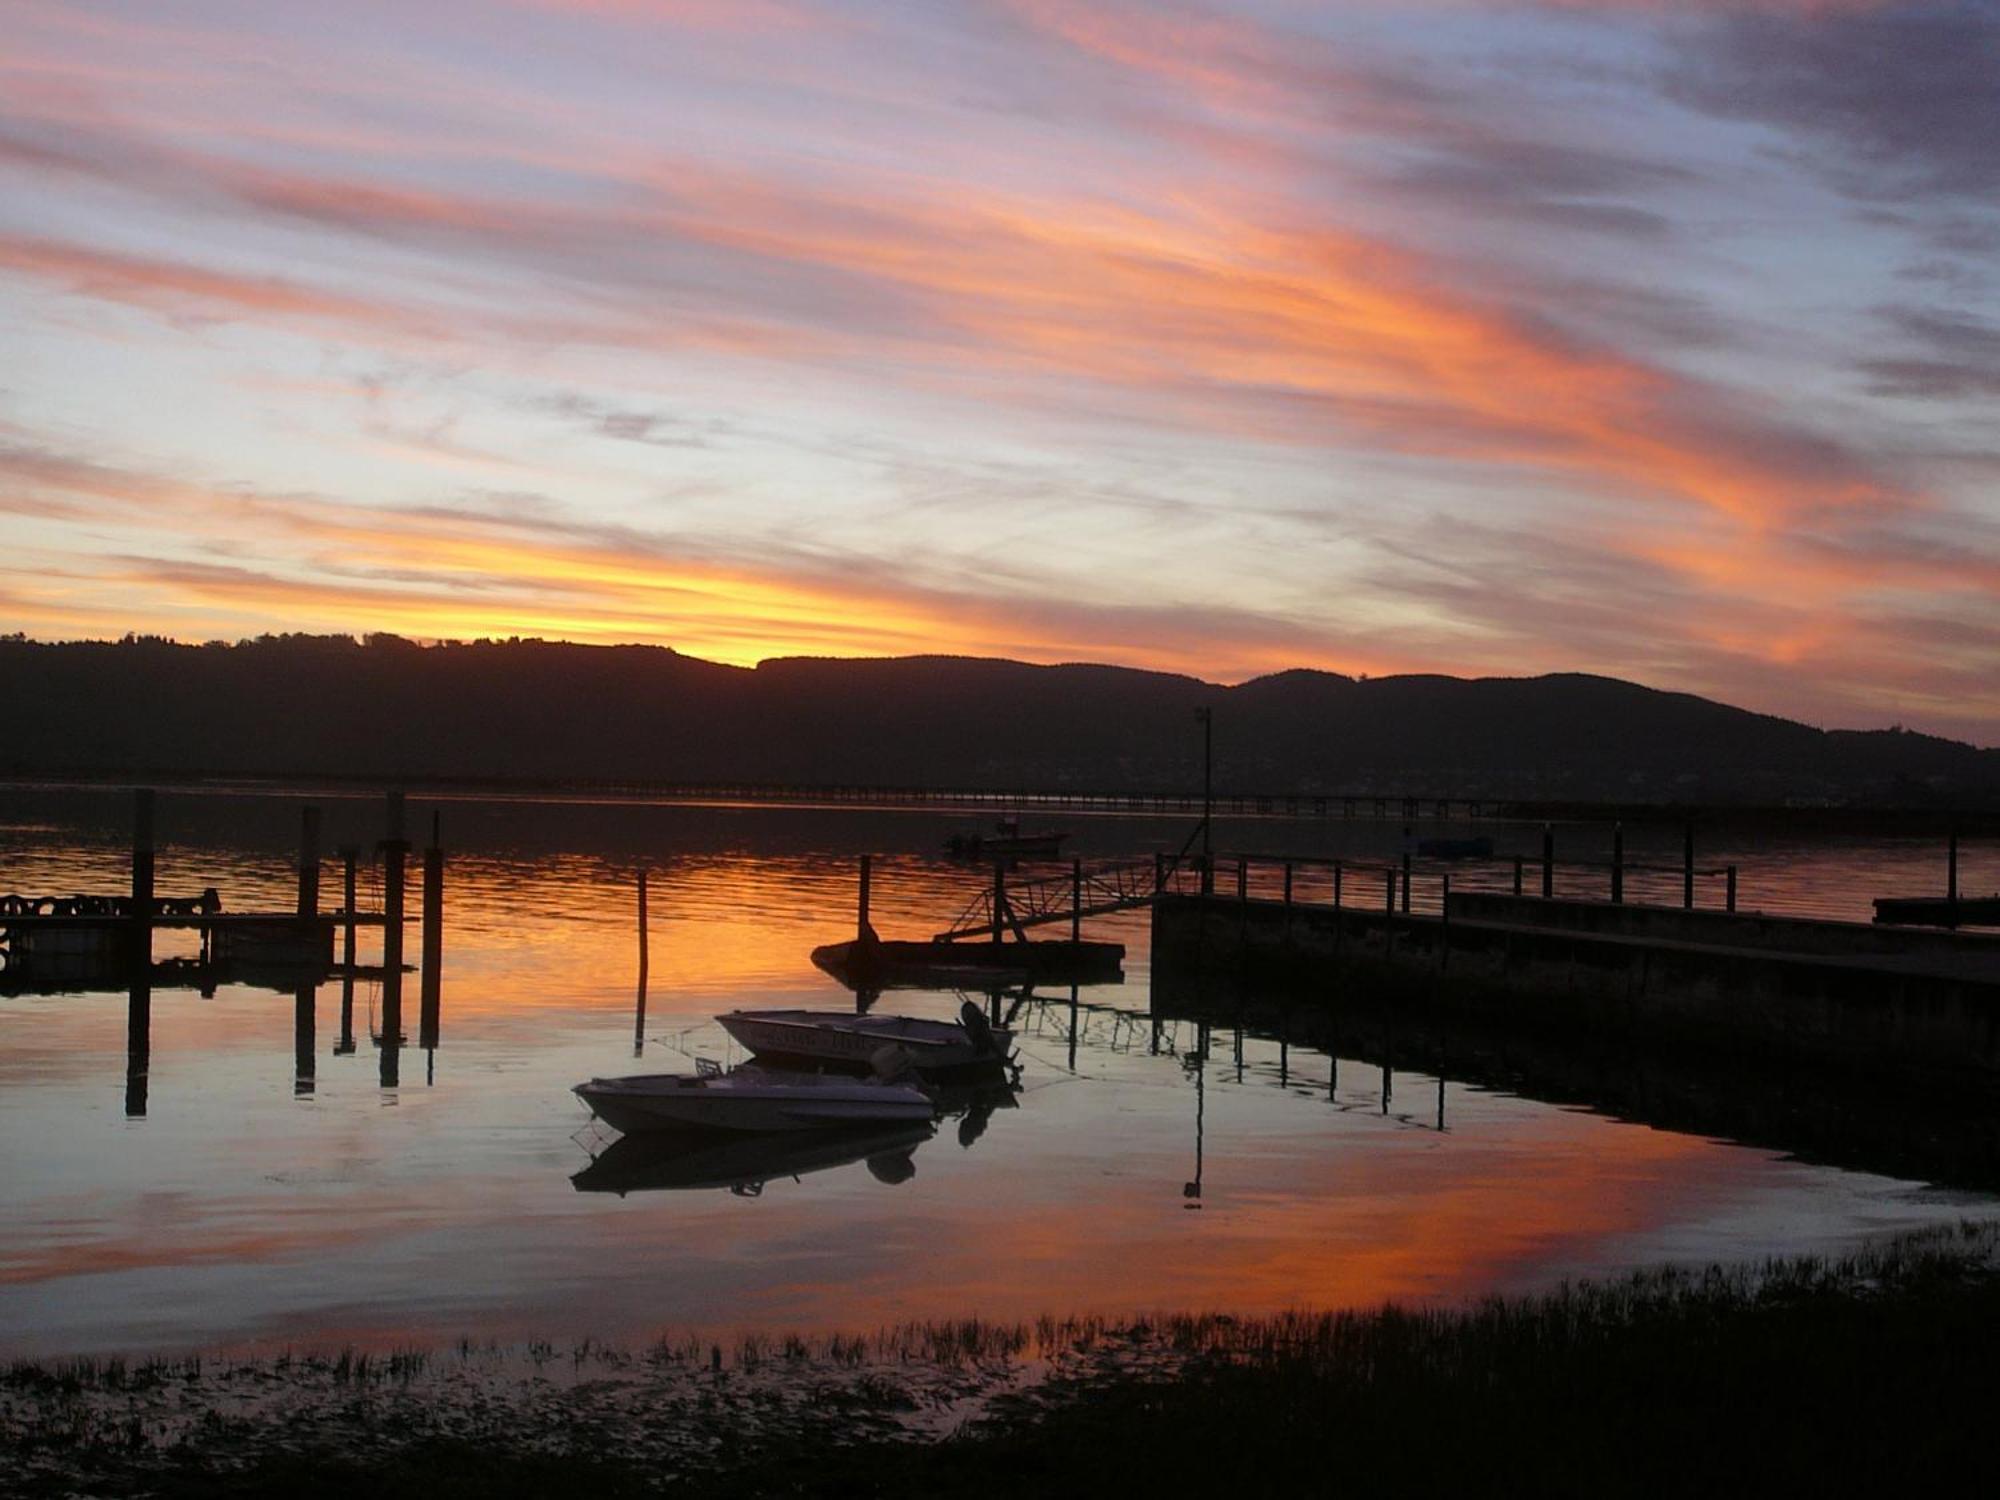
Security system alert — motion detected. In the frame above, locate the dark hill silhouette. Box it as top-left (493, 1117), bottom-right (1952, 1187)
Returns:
top-left (0, 635), bottom-right (1992, 806)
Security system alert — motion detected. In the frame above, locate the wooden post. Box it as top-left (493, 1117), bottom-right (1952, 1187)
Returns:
top-left (1682, 822), bottom-right (1695, 910)
top-left (294, 979), bottom-right (316, 1097)
top-left (125, 971), bottom-right (150, 1118)
top-left (635, 866), bottom-right (649, 1055)
top-left (1155, 850), bottom-right (1166, 894)
top-left (296, 805), bottom-right (321, 928)
top-left (1400, 849), bottom-right (1411, 913)
top-left (337, 973), bottom-right (356, 1055)
top-left (129, 788), bottom-right (155, 971)
top-left (992, 859), bottom-right (1006, 947)
top-left (1726, 865), bottom-right (1738, 913)
top-left (1440, 873), bottom-right (1450, 973)
top-left (1067, 983), bottom-right (1079, 1071)
top-left (1236, 858), bottom-right (1248, 903)
top-left (1283, 861), bottom-right (1293, 911)
top-left (1611, 824), bottom-right (1624, 905)
top-left (1333, 860), bottom-right (1343, 909)
top-left (1512, 855), bottom-right (1523, 896)
top-left (1541, 823), bottom-right (1554, 899)
top-left (341, 847), bottom-right (358, 969)
top-left (1072, 857), bottom-right (1082, 942)
top-left (419, 841), bottom-right (443, 1052)
top-left (380, 833), bottom-right (407, 1083)
top-left (857, 854), bottom-right (873, 944)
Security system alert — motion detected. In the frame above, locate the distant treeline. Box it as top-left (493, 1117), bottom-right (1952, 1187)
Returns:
top-left (1, 634), bottom-right (1994, 807)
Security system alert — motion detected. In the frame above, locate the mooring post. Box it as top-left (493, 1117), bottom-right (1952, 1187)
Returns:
top-left (1333, 859), bottom-right (1344, 909)
top-left (1071, 857), bottom-right (1082, 942)
top-left (1726, 865), bottom-right (1738, 913)
top-left (380, 796), bottom-right (408, 1081)
top-left (635, 866), bottom-right (649, 1055)
top-left (992, 858), bottom-right (1006, 947)
top-left (294, 979), bottom-right (316, 1097)
top-left (1236, 857), bottom-right (1248, 903)
top-left (1155, 850), bottom-right (1166, 893)
top-left (419, 834), bottom-right (443, 1053)
top-left (1400, 849), bottom-right (1411, 913)
top-left (337, 973), bottom-right (356, 1055)
top-left (856, 854), bottom-right (873, 944)
top-left (1611, 823), bottom-right (1624, 904)
top-left (129, 788), bottom-right (155, 970)
top-left (1068, 982), bottom-right (1079, 1071)
top-left (1283, 860), bottom-right (1293, 911)
top-left (1439, 873), bottom-right (1451, 972)
top-left (296, 806), bottom-right (321, 937)
top-left (1541, 823), bottom-right (1554, 899)
top-left (125, 970), bottom-right (150, 1118)
top-left (341, 847), bottom-right (358, 968)
top-left (1682, 822), bottom-right (1695, 910)
top-left (1512, 855), bottom-right (1524, 896)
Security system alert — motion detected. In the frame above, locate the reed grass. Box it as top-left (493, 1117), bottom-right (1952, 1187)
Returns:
top-left (6, 1222), bottom-right (1998, 1497)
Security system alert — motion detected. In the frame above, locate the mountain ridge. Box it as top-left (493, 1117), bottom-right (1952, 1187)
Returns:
top-left (0, 635), bottom-right (1991, 806)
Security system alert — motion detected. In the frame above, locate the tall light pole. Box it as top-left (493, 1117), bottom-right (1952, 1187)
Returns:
top-left (1194, 705), bottom-right (1213, 895)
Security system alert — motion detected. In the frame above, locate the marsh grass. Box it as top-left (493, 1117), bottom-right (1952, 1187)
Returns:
top-left (7, 1221), bottom-right (1999, 1497)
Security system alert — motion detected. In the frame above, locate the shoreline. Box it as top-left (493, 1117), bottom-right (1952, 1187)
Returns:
top-left (9, 1220), bottom-right (1999, 1496)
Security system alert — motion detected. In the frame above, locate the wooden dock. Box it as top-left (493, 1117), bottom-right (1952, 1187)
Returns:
top-left (1150, 871), bottom-right (2000, 1087)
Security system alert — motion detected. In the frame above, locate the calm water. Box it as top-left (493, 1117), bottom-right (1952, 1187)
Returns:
top-left (1, 788), bottom-right (1993, 1359)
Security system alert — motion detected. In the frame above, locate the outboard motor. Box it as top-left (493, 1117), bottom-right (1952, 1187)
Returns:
top-left (959, 998), bottom-right (999, 1059)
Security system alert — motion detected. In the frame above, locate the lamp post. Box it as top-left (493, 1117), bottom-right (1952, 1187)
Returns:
top-left (1194, 706), bottom-right (1213, 895)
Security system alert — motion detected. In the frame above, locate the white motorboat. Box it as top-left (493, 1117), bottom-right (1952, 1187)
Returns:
top-left (717, 1000), bottom-right (1012, 1073)
top-left (573, 1061), bottom-right (934, 1135)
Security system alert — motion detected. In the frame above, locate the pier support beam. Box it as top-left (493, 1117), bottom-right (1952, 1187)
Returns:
top-left (635, 866), bottom-right (649, 1054)
top-left (419, 838), bottom-right (443, 1053)
top-left (296, 805), bottom-right (320, 932)
top-left (129, 788), bottom-right (154, 969)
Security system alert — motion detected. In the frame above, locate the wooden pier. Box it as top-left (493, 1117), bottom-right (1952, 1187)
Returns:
top-left (1149, 861), bottom-right (2000, 1088)
top-left (0, 787), bottom-right (448, 1110)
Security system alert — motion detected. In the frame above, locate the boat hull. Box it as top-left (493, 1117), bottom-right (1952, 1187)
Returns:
top-left (574, 1071), bottom-right (936, 1134)
top-left (810, 938), bottom-right (1124, 990)
top-left (718, 1008), bottom-right (1011, 1073)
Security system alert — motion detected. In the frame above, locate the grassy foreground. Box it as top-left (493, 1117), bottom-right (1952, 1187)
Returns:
top-left (8, 1222), bottom-right (1999, 1497)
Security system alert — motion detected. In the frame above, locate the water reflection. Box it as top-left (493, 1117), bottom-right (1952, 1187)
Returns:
top-left (574, 1120), bottom-right (937, 1198)
top-left (2, 787), bottom-right (1995, 1361)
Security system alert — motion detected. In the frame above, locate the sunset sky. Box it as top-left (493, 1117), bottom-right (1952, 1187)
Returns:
top-left (2, 1), bottom-right (1995, 742)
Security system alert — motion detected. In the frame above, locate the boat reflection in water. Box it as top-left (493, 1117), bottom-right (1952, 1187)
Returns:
top-left (572, 1119), bottom-right (937, 1198)
top-left (571, 1071), bottom-right (1021, 1196)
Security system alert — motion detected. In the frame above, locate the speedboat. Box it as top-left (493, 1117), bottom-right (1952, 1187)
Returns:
top-left (717, 1000), bottom-right (1012, 1073)
top-left (573, 1061), bottom-right (934, 1135)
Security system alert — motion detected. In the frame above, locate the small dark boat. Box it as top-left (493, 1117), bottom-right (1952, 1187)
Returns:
top-left (1873, 895), bottom-right (2000, 928)
top-left (719, 1000), bottom-right (1013, 1073)
top-left (945, 817), bottom-right (1068, 859)
top-left (1415, 836), bottom-right (1494, 860)
top-left (811, 936), bottom-right (1124, 990)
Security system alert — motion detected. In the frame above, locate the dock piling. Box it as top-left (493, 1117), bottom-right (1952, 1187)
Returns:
top-left (419, 839), bottom-right (443, 1053)
top-left (130, 788), bottom-right (154, 969)
top-left (1072, 858), bottom-right (1082, 942)
top-left (125, 972), bottom-right (150, 1118)
top-left (296, 806), bottom-right (320, 929)
top-left (1726, 865), bottom-right (1738, 913)
top-left (340, 847), bottom-right (358, 969)
top-left (635, 866), bottom-right (649, 1055)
